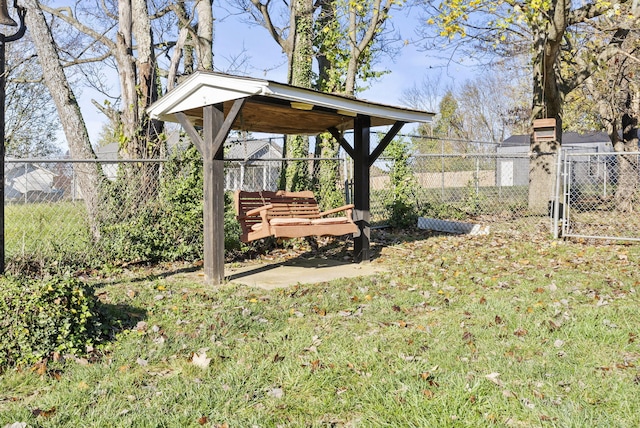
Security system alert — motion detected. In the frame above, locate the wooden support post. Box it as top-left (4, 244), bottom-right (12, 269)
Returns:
top-left (203, 105), bottom-right (225, 285)
top-left (353, 115), bottom-right (371, 262)
top-left (177, 99), bottom-right (246, 286)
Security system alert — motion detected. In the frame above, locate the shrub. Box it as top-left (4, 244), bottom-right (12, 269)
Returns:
top-left (418, 202), bottom-right (467, 221)
top-left (383, 139), bottom-right (420, 228)
top-left (0, 275), bottom-right (103, 368)
top-left (99, 144), bottom-right (245, 263)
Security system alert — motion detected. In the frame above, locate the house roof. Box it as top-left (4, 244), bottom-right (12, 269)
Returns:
top-left (147, 71), bottom-right (435, 135)
top-left (95, 142), bottom-right (119, 159)
top-left (226, 139), bottom-right (283, 160)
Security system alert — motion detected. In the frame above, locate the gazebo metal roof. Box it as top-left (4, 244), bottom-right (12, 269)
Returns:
top-left (148, 71), bottom-right (434, 134)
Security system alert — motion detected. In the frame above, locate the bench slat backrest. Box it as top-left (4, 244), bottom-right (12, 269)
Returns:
top-left (235, 190), bottom-right (322, 236)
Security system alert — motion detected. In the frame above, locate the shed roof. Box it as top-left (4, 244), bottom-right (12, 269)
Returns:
top-left (147, 71), bottom-right (434, 134)
top-left (502, 131), bottom-right (611, 147)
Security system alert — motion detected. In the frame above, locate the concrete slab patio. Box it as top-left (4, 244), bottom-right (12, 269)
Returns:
top-left (225, 258), bottom-right (388, 290)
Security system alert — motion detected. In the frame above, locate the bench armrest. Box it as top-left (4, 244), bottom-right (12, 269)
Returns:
top-left (319, 204), bottom-right (355, 218)
top-left (246, 204), bottom-right (274, 217)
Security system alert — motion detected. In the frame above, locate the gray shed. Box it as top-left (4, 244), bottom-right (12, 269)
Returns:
top-left (496, 131), bottom-right (613, 187)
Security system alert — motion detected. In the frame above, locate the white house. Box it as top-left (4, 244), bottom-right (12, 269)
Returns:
top-left (5, 162), bottom-right (62, 202)
top-left (224, 138), bottom-right (284, 191)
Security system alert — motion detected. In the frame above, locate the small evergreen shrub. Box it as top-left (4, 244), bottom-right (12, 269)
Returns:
top-left (0, 275), bottom-right (103, 368)
top-left (384, 139), bottom-right (420, 228)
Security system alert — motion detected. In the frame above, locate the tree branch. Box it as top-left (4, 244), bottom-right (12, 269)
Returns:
top-left (39, 2), bottom-right (117, 51)
top-left (61, 51), bottom-right (113, 67)
top-left (564, 28), bottom-right (630, 93)
top-left (250, 0), bottom-right (288, 50)
top-left (567, 0), bottom-right (629, 25)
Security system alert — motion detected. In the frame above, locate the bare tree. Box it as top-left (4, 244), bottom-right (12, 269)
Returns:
top-left (5, 38), bottom-right (61, 158)
top-left (22, 0), bottom-right (103, 238)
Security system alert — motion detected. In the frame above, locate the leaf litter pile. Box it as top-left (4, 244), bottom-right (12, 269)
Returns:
top-left (2, 229), bottom-right (640, 427)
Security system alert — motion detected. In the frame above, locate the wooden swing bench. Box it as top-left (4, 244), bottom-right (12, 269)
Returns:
top-left (234, 190), bottom-right (358, 243)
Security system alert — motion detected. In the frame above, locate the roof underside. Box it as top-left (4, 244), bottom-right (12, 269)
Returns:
top-left (148, 72), bottom-right (434, 135)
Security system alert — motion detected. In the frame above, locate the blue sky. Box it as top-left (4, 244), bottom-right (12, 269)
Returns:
top-left (211, 6), bottom-right (472, 109)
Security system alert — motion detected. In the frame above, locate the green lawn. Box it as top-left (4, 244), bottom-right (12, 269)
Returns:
top-left (5, 201), bottom-right (93, 258)
top-left (1, 228), bottom-right (640, 427)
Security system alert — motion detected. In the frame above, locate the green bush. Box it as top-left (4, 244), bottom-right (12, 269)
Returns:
top-left (99, 144), bottom-right (204, 262)
top-left (0, 275), bottom-right (103, 368)
top-left (99, 144), bottom-right (245, 263)
top-left (383, 139), bottom-right (420, 228)
top-left (418, 202), bottom-right (467, 221)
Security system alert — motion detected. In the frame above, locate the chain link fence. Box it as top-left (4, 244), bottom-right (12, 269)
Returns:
top-left (6, 137), bottom-right (638, 271)
top-left (559, 151), bottom-right (640, 241)
top-left (4, 159), bottom-right (172, 266)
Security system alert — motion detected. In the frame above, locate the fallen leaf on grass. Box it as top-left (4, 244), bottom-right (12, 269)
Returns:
top-left (31, 361), bottom-right (47, 376)
top-left (502, 390), bottom-right (517, 399)
top-left (192, 352), bottom-right (211, 369)
top-left (197, 416), bottom-right (209, 425)
top-left (514, 328), bottom-right (528, 337)
top-left (268, 388), bottom-right (284, 399)
top-left (422, 389), bottom-right (435, 398)
top-left (548, 320), bottom-right (562, 331)
top-left (521, 398), bottom-right (535, 409)
top-left (313, 306), bottom-right (327, 316)
top-left (485, 372), bottom-right (505, 387)
top-left (135, 321), bottom-right (148, 332)
top-left (31, 407), bottom-right (56, 418)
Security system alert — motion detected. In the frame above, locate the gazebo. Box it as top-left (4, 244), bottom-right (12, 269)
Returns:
top-left (147, 71), bottom-right (434, 285)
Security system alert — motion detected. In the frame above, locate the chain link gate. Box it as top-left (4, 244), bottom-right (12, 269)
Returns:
top-left (557, 150), bottom-right (640, 241)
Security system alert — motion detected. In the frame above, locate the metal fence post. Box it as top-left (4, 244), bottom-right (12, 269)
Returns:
top-left (475, 156), bottom-right (480, 197)
top-left (552, 150), bottom-right (563, 239)
top-left (0, 8), bottom-right (27, 273)
top-left (441, 139), bottom-right (445, 202)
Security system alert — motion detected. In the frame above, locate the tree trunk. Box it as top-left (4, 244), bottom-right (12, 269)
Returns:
top-left (116, 0), bottom-right (138, 152)
top-left (528, 23), bottom-right (565, 214)
top-left (133, 0), bottom-right (164, 197)
top-left (614, 92), bottom-right (639, 212)
top-left (281, 0), bottom-right (313, 191)
top-left (24, 0), bottom-right (103, 239)
top-left (195, 0), bottom-right (213, 70)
